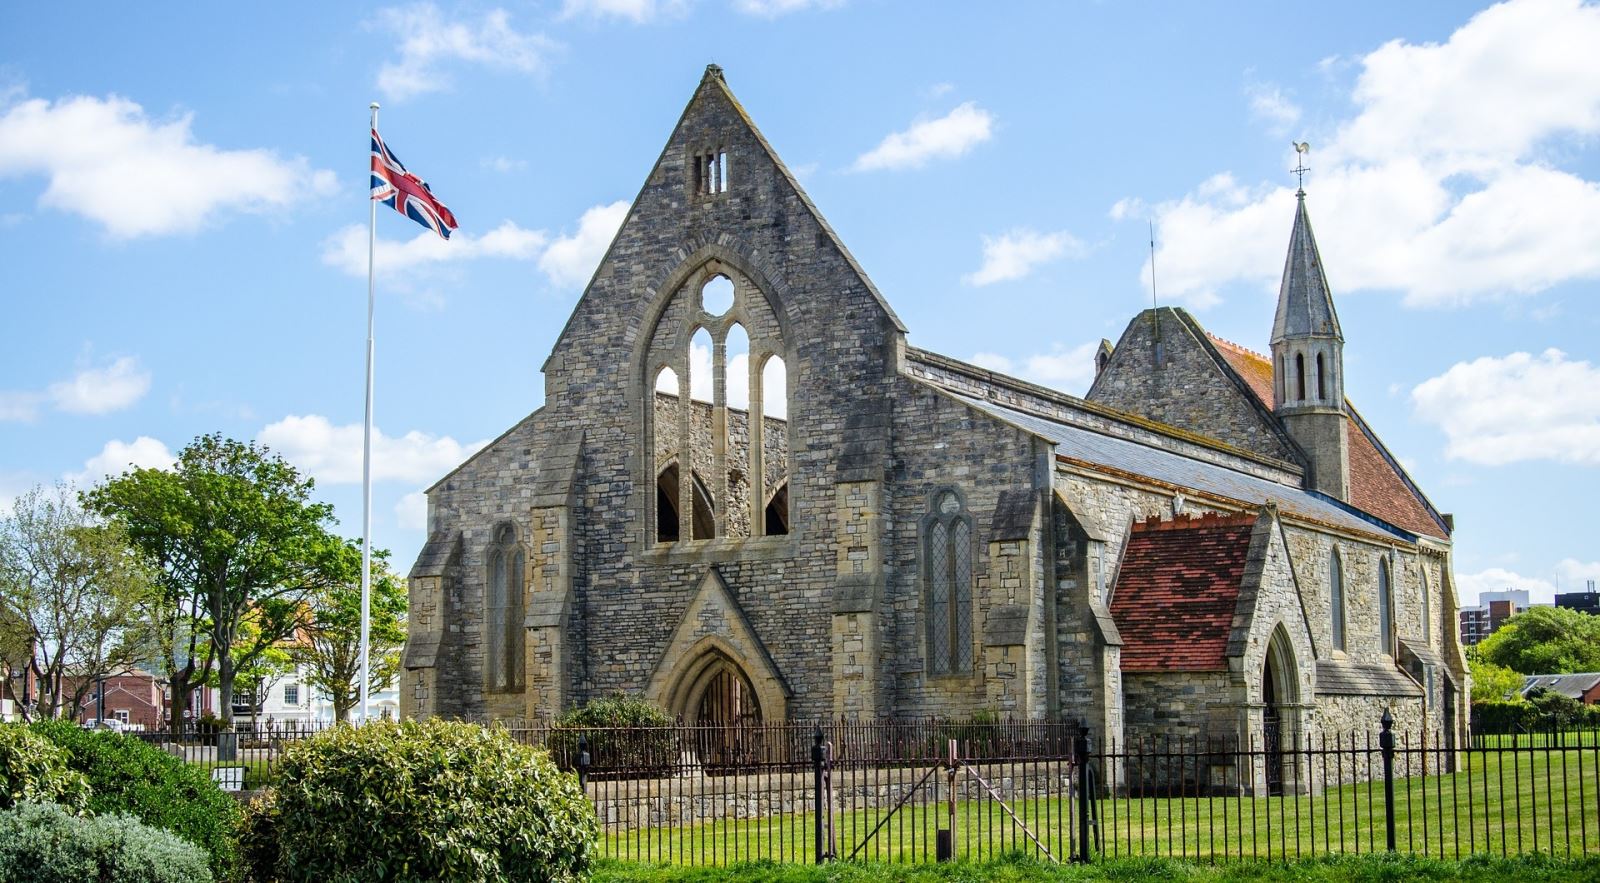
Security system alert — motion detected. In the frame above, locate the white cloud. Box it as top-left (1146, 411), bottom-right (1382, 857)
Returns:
top-left (969, 341), bottom-right (1099, 394)
top-left (852, 102), bottom-right (993, 172)
top-left (67, 436), bottom-right (175, 487)
top-left (1246, 82), bottom-right (1302, 132)
top-left (963, 228), bottom-right (1084, 286)
top-left (537, 200), bottom-right (629, 289)
top-left (322, 220), bottom-right (547, 277)
top-left (1, 355), bottom-right (151, 422)
top-left (1457, 567), bottom-right (1556, 606)
top-left (480, 155), bottom-right (526, 173)
top-left (1411, 348), bottom-right (1600, 466)
top-left (0, 391), bottom-right (42, 422)
top-left (322, 200), bottom-right (627, 296)
top-left (374, 4), bottom-right (558, 101)
top-left (259, 415), bottom-right (486, 485)
top-left (560, 0), bottom-right (687, 22)
top-left (1130, 0), bottom-right (1600, 308)
top-left (732, 0), bottom-right (844, 16)
top-left (47, 356), bottom-right (150, 415)
top-left (1458, 559), bottom-right (1600, 605)
top-left (0, 94), bottom-right (335, 238)
top-left (396, 490), bottom-right (429, 531)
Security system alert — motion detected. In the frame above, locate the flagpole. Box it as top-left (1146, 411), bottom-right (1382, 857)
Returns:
top-left (359, 101), bottom-right (379, 725)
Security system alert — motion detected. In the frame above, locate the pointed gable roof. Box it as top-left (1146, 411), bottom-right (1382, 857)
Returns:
top-left (542, 65), bottom-right (904, 374)
top-left (1272, 194), bottom-right (1343, 343)
top-left (1111, 513), bottom-right (1259, 672)
top-left (1207, 334), bottom-right (1449, 539)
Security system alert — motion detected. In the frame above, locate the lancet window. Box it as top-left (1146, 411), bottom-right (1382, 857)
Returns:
top-left (924, 489), bottom-right (974, 676)
top-left (485, 524), bottom-right (525, 692)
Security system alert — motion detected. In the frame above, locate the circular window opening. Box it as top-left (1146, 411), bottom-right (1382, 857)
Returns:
top-left (702, 274), bottom-right (735, 316)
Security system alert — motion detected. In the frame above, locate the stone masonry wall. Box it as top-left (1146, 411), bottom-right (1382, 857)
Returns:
top-left (1087, 308), bottom-right (1297, 464)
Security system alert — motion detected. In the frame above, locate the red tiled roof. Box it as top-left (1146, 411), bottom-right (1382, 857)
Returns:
top-left (1111, 513), bottom-right (1256, 672)
top-left (1206, 335), bottom-right (1448, 539)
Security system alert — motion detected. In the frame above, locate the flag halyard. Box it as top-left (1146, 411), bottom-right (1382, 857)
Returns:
top-left (370, 128), bottom-right (458, 239)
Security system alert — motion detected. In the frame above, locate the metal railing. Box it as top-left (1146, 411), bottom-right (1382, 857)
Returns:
top-left (129, 714), bottom-right (1600, 864)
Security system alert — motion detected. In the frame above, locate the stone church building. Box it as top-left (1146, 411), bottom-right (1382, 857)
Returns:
top-left (402, 67), bottom-right (1470, 752)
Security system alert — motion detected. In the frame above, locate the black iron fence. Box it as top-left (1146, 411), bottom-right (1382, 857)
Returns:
top-left (129, 715), bottom-right (1600, 864)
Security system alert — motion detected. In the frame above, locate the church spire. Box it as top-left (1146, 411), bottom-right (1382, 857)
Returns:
top-left (1271, 192), bottom-right (1342, 346)
top-left (1269, 186), bottom-right (1349, 501)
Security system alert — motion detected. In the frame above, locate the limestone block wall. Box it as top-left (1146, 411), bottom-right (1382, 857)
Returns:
top-left (1122, 671), bottom-right (1234, 741)
top-left (884, 381), bottom-right (1049, 719)
top-left (1086, 308), bottom-right (1297, 463)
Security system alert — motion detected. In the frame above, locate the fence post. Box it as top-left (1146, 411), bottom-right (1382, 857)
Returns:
top-left (1075, 719), bottom-right (1092, 864)
top-left (1379, 708), bottom-right (1396, 852)
top-left (577, 735), bottom-right (590, 790)
top-left (812, 726), bottom-right (825, 865)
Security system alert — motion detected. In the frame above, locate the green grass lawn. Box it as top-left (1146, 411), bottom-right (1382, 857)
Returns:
top-left (593, 853), bottom-right (1600, 882)
top-left (597, 746), bottom-right (1600, 865)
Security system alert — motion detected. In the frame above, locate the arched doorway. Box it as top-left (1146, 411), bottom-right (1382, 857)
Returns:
top-left (676, 650), bottom-right (765, 769)
top-left (1261, 627), bottom-right (1299, 796)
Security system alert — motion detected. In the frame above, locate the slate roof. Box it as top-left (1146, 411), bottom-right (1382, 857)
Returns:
top-left (1110, 513), bottom-right (1257, 672)
top-left (1206, 336), bottom-right (1449, 539)
top-left (1519, 673), bottom-right (1600, 702)
top-left (1315, 659), bottom-right (1424, 698)
top-left (1272, 194), bottom-right (1342, 343)
top-left (953, 393), bottom-right (1411, 542)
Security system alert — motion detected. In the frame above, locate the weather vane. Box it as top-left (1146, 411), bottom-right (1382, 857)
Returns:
top-left (1292, 142), bottom-right (1311, 194)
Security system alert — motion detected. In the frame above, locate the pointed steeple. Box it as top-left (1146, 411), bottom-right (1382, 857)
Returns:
top-left (1269, 191), bottom-right (1349, 501)
top-left (1271, 192), bottom-right (1342, 345)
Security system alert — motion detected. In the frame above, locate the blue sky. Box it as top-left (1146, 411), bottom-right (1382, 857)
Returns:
top-left (2, 0), bottom-right (1597, 606)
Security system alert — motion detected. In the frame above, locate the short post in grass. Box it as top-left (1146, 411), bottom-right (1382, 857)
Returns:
top-left (937, 738), bottom-right (958, 861)
top-left (1379, 708), bottom-right (1396, 852)
top-left (1075, 720), bottom-right (1092, 864)
top-left (812, 726), bottom-right (825, 864)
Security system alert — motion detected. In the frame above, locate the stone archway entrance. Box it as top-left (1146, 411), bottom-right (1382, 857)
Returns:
top-left (673, 649), bottom-right (765, 768)
top-left (1261, 627), bottom-right (1299, 796)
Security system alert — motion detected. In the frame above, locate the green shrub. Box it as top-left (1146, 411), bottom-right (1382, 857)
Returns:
top-left (247, 719), bottom-right (596, 882)
top-left (552, 695), bottom-right (676, 773)
top-left (28, 720), bottom-right (239, 881)
top-left (0, 801), bottom-right (213, 883)
top-left (0, 724), bottom-right (89, 812)
top-left (236, 790), bottom-right (280, 883)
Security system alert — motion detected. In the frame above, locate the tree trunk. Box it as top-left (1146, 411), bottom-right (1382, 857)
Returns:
top-left (333, 696), bottom-right (352, 723)
top-left (169, 671), bottom-right (191, 731)
top-left (217, 651), bottom-right (235, 726)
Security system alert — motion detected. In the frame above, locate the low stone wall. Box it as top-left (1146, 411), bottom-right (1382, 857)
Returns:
top-left (585, 760), bottom-right (1075, 830)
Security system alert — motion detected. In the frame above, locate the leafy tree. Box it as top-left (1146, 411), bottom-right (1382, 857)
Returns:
top-left (0, 484), bottom-right (157, 720)
top-left (1466, 646), bottom-right (1526, 704)
top-left (83, 434), bottom-right (348, 726)
top-left (296, 545), bottom-right (407, 722)
top-left (1476, 606), bottom-right (1600, 675)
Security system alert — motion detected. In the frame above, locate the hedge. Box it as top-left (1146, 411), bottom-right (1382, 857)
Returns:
top-left (29, 720), bottom-right (240, 881)
top-left (244, 719), bottom-right (597, 882)
top-left (0, 724), bottom-right (89, 812)
top-left (0, 801), bottom-right (213, 883)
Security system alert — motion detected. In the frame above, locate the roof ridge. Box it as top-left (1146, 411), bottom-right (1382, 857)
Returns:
top-left (1133, 511), bottom-right (1259, 533)
top-left (1205, 331), bottom-right (1269, 362)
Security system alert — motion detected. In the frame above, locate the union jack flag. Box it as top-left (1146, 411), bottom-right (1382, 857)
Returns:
top-left (371, 128), bottom-right (458, 239)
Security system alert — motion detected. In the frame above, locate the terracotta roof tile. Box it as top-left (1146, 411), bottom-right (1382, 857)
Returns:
top-left (1206, 335), bottom-right (1448, 539)
top-left (1111, 513), bottom-right (1256, 672)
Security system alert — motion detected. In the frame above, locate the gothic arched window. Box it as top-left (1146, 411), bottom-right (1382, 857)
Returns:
top-left (646, 263), bottom-right (789, 543)
top-left (1316, 353), bottom-right (1327, 401)
top-left (1330, 549), bottom-right (1346, 653)
top-left (1295, 353), bottom-right (1308, 401)
top-left (485, 525), bottom-right (525, 693)
top-left (924, 490), bottom-right (974, 675)
top-left (1378, 556), bottom-right (1394, 657)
